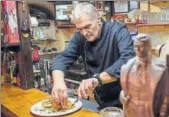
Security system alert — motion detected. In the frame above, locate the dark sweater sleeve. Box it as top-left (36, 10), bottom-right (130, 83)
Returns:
top-left (51, 32), bottom-right (81, 73)
top-left (105, 27), bottom-right (135, 78)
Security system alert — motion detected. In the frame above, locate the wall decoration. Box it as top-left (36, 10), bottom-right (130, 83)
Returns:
top-left (114, 1), bottom-right (129, 13)
top-left (55, 4), bottom-right (73, 21)
top-left (129, 1), bottom-right (140, 11)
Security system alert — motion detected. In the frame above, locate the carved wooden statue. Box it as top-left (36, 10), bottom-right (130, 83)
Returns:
top-left (120, 34), bottom-right (169, 117)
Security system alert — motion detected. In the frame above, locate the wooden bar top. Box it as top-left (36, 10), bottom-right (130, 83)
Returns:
top-left (1, 84), bottom-right (100, 117)
top-left (137, 23), bottom-right (169, 27)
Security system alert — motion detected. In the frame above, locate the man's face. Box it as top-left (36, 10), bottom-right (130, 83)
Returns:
top-left (75, 15), bottom-right (101, 42)
top-left (134, 39), bottom-right (149, 58)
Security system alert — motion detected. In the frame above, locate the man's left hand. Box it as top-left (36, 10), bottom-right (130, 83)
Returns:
top-left (77, 78), bottom-right (99, 99)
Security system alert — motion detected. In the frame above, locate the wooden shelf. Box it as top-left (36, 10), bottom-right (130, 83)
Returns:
top-left (137, 23), bottom-right (169, 33)
top-left (125, 22), bottom-right (146, 25)
top-left (125, 22), bottom-right (137, 25)
top-left (137, 23), bottom-right (169, 27)
top-left (149, 1), bottom-right (169, 8)
top-left (39, 51), bottom-right (61, 55)
top-left (57, 25), bottom-right (75, 28)
top-left (1, 43), bottom-right (20, 52)
top-left (33, 39), bottom-right (57, 41)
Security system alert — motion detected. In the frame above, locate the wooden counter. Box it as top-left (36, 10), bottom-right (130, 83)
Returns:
top-left (1, 84), bottom-right (99, 117)
top-left (137, 23), bottom-right (169, 33)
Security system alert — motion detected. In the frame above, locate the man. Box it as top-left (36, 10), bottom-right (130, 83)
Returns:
top-left (51, 2), bottom-right (134, 109)
top-left (120, 34), bottom-right (167, 117)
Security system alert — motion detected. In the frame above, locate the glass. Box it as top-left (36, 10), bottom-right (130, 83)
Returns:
top-left (99, 107), bottom-right (124, 117)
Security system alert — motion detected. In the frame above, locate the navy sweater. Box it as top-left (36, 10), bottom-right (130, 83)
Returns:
top-left (52, 21), bottom-right (135, 107)
top-left (52, 21), bottom-right (134, 79)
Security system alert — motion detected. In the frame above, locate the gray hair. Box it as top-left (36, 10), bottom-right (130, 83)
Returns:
top-left (72, 2), bottom-right (99, 23)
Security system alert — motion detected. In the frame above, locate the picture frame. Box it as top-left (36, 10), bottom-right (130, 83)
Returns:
top-left (55, 4), bottom-right (73, 21)
top-left (129, 1), bottom-right (140, 11)
top-left (55, 1), bottom-right (72, 21)
top-left (114, 1), bottom-right (129, 13)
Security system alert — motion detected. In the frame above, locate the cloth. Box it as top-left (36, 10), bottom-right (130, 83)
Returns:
top-left (51, 21), bottom-right (135, 107)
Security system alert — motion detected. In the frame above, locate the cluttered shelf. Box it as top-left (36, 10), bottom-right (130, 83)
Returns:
top-left (32, 39), bottom-right (58, 41)
top-left (39, 51), bottom-right (61, 55)
top-left (57, 25), bottom-right (76, 29)
top-left (1, 43), bottom-right (20, 52)
top-left (125, 22), bottom-right (140, 25)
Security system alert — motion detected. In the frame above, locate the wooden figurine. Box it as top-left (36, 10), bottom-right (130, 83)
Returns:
top-left (120, 34), bottom-right (168, 117)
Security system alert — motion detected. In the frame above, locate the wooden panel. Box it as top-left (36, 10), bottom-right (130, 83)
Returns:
top-left (137, 24), bottom-right (169, 48)
top-left (56, 27), bottom-right (76, 51)
top-left (164, 26), bottom-right (169, 32)
top-left (137, 25), bottom-right (169, 33)
top-left (1, 83), bottom-right (100, 117)
top-left (1, 84), bottom-right (34, 117)
top-left (17, 1), bottom-right (34, 89)
top-left (150, 1), bottom-right (169, 8)
top-left (138, 26), bottom-right (163, 33)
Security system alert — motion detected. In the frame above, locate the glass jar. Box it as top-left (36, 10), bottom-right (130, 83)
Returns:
top-left (99, 107), bottom-right (124, 117)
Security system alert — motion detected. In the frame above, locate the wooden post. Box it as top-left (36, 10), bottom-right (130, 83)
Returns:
top-left (167, 54), bottom-right (169, 68)
top-left (16, 1), bottom-right (34, 89)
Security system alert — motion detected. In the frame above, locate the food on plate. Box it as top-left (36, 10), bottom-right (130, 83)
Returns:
top-left (72, 89), bottom-right (78, 95)
top-left (41, 99), bottom-right (75, 111)
top-left (52, 101), bottom-right (60, 109)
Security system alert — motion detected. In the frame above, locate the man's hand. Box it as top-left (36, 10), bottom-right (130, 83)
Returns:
top-left (77, 78), bottom-right (99, 99)
top-left (99, 72), bottom-right (117, 84)
top-left (52, 70), bottom-right (68, 109)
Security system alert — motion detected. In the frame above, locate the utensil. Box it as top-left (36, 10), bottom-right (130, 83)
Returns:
top-left (71, 97), bottom-right (79, 108)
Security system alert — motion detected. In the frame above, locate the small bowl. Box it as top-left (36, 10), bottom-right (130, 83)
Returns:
top-left (99, 107), bottom-right (124, 117)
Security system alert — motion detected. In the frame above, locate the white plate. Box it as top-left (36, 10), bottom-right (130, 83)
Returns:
top-left (30, 98), bottom-right (82, 117)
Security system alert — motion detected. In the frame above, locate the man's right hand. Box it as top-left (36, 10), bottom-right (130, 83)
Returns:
top-left (77, 78), bottom-right (99, 99)
top-left (52, 70), bottom-right (68, 109)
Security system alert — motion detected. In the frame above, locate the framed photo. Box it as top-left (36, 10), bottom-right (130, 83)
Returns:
top-left (55, 1), bottom-right (72, 21)
top-left (55, 4), bottom-right (73, 21)
top-left (129, 1), bottom-right (140, 11)
top-left (114, 1), bottom-right (129, 13)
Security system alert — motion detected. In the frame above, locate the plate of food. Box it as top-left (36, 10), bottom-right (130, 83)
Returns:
top-left (30, 97), bottom-right (82, 116)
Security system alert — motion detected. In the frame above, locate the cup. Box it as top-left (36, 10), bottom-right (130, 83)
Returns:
top-left (99, 107), bottom-right (124, 117)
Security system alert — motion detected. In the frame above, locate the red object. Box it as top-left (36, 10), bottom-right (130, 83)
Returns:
top-left (32, 48), bottom-right (40, 62)
top-left (2, 1), bottom-right (19, 43)
top-left (112, 13), bottom-right (128, 23)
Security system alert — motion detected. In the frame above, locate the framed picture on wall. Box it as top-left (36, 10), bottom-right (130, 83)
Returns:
top-left (114, 1), bottom-right (129, 13)
top-left (55, 4), bottom-right (73, 21)
top-left (129, 1), bottom-right (140, 11)
top-left (55, 1), bottom-right (73, 21)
